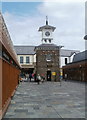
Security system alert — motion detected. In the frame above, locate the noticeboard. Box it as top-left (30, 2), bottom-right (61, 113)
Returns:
top-left (52, 72), bottom-right (56, 76)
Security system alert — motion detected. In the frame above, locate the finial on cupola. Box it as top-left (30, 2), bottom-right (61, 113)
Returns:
top-left (46, 16), bottom-right (48, 25)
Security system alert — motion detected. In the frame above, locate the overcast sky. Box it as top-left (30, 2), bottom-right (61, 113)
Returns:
top-left (1, 0), bottom-right (86, 51)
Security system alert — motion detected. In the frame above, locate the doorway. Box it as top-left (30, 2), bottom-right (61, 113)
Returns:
top-left (47, 71), bottom-right (51, 81)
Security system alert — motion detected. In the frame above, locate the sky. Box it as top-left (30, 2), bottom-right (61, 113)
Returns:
top-left (1, 0), bottom-right (86, 51)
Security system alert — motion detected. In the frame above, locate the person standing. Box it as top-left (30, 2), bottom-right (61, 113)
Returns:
top-left (34, 73), bottom-right (36, 82)
top-left (29, 73), bottom-right (32, 82)
top-left (65, 74), bottom-right (67, 81)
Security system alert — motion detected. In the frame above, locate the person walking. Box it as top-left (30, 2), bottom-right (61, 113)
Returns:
top-left (37, 74), bottom-right (41, 84)
top-left (41, 74), bottom-right (45, 83)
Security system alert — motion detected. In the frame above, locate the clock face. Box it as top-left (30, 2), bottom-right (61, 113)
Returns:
top-left (45, 31), bottom-right (50, 36)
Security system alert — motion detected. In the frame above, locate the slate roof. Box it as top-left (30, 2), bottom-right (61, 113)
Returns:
top-left (60, 49), bottom-right (80, 57)
top-left (14, 45), bottom-right (80, 57)
top-left (14, 45), bottom-right (87, 62)
top-left (35, 44), bottom-right (60, 50)
top-left (73, 50), bottom-right (87, 62)
top-left (38, 44), bottom-right (57, 47)
top-left (14, 46), bottom-right (35, 55)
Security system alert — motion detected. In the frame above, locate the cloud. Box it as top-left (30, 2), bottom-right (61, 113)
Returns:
top-left (38, 1), bottom-right (85, 51)
top-left (3, 12), bottom-right (43, 45)
top-left (3, 1), bottom-right (85, 51)
top-left (2, 0), bottom-right (86, 2)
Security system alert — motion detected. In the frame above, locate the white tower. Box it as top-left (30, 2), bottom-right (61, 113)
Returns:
top-left (38, 16), bottom-right (56, 44)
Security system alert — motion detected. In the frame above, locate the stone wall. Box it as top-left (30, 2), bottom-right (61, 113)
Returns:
top-left (36, 49), bottom-right (60, 81)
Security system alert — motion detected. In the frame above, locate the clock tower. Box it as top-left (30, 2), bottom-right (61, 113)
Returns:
top-left (38, 16), bottom-right (56, 44)
top-left (35, 17), bottom-right (60, 82)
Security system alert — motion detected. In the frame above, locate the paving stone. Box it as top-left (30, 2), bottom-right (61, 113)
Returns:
top-left (3, 81), bottom-right (85, 118)
top-left (14, 109), bottom-right (28, 113)
top-left (26, 112), bottom-right (35, 115)
top-left (46, 105), bottom-right (52, 107)
top-left (33, 106), bottom-right (40, 110)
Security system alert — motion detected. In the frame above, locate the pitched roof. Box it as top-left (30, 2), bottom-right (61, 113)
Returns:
top-left (14, 45), bottom-right (80, 57)
top-left (73, 50), bottom-right (87, 62)
top-left (60, 49), bottom-right (80, 57)
top-left (14, 46), bottom-right (35, 55)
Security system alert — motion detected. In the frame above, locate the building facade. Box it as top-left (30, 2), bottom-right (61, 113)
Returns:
top-left (60, 50), bottom-right (79, 68)
top-left (35, 44), bottom-right (60, 81)
top-left (63, 50), bottom-right (87, 82)
top-left (14, 46), bottom-right (36, 75)
top-left (0, 12), bottom-right (20, 119)
top-left (14, 46), bottom-right (79, 78)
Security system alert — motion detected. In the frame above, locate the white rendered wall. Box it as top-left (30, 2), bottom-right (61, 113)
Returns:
top-left (17, 54), bottom-right (75, 68)
top-left (70, 53), bottom-right (76, 63)
top-left (60, 56), bottom-right (70, 68)
top-left (34, 54), bottom-right (36, 63)
top-left (18, 55), bottom-right (34, 65)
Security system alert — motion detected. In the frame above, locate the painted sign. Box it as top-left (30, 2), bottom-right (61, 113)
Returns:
top-left (52, 72), bottom-right (56, 76)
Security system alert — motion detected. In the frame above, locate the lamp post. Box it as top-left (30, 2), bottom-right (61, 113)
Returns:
top-left (59, 45), bottom-right (64, 86)
top-left (84, 35), bottom-right (87, 50)
top-left (84, 35), bottom-right (87, 40)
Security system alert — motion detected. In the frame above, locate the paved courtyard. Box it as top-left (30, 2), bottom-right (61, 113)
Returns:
top-left (3, 81), bottom-right (85, 118)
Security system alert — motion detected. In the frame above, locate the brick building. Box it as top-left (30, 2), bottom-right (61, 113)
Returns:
top-left (35, 44), bottom-right (60, 81)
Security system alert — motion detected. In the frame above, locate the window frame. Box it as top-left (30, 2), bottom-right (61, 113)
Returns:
top-left (20, 56), bottom-right (23, 64)
top-left (26, 56), bottom-right (30, 64)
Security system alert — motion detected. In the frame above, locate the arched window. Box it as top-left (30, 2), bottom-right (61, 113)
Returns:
top-left (46, 54), bottom-right (52, 61)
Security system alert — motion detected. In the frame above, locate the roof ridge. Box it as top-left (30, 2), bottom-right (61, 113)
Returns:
top-left (74, 50), bottom-right (87, 55)
top-left (14, 45), bottom-right (35, 47)
top-left (61, 49), bottom-right (80, 52)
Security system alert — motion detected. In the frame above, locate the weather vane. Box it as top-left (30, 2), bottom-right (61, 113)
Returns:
top-left (46, 16), bottom-right (48, 25)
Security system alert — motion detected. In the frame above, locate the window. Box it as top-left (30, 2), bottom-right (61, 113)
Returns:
top-left (46, 54), bottom-right (52, 61)
top-left (65, 58), bottom-right (67, 64)
top-left (20, 56), bottom-right (23, 63)
top-left (26, 56), bottom-right (30, 63)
